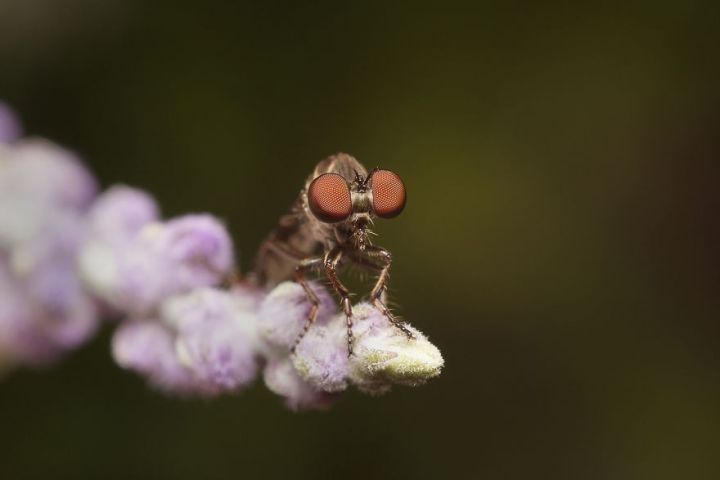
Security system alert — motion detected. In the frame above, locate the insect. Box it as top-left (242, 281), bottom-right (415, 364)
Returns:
top-left (251, 152), bottom-right (414, 355)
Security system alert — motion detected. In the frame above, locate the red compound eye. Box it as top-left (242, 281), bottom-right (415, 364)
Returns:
top-left (308, 173), bottom-right (353, 223)
top-left (371, 170), bottom-right (406, 218)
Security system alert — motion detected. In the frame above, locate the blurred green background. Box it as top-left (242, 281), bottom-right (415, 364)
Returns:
top-left (1, 1), bottom-right (719, 479)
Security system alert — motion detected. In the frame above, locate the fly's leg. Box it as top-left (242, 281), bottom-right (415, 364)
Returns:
top-left (291, 256), bottom-right (324, 353)
top-left (364, 247), bottom-right (414, 340)
top-left (373, 296), bottom-right (414, 340)
top-left (324, 247), bottom-right (355, 356)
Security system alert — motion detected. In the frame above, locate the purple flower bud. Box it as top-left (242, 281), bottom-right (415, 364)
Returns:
top-left (257, 281), bottom-right (444, 404)
top-left (9, 210), bottom-right (84, 276)
top-left (0, 103), bottom-right (21, 144)
top-left (86, 185), bottom-right (160, 243)
top-left (257, 281), bottom-right (337, 349)
top-left (161, 287), bottom-right (259, 391)
top-left (112, 320), bottom-right (215, 396)
top-left (155, 215), bottom-right (235, 287)
top-left (0, 203), bottom-right (72, 258)
top-left (22, 260), bottom-right (98, 350)
top-left (347, 303), bottom-right (444, 393)
top-left (0, 211), bottom-right (98, 366)
top-left (79, 240), bottom-right (163, 314)
top-left (292, 316), bottom-right (349, 393)
top-left (0, 132), bottom-right (100, 369)
top-left (0, 139), bottom-right (98, 250)
top-left (2, 139), bottom-right (97, 210)
top-left (263, 357), bottom-right (337, 410)
top-left (80, 213), bottom-right (235, 315)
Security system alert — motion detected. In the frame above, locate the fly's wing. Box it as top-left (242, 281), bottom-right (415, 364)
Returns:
top-left (251, 196), bottom-right (323, 288)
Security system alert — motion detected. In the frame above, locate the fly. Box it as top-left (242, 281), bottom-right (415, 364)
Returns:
top-left (251, 152), bottom-right (414, 355)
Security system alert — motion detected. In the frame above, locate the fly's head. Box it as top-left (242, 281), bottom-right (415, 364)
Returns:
top-left (305, 157), bottom-right (406, 251)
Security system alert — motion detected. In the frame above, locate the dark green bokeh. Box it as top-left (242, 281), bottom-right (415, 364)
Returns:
top-left (1, 1), bottom-right (719, 478)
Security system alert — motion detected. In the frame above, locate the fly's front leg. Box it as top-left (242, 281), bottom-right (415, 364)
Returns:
top-left (291, 256), bottom-right (324, 353)
top-left (364, 247), bottom-right (414, 340)
top-left (323, 247), bottom-right (355, 356)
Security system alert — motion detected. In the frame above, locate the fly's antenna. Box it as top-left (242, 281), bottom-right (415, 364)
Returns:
top-left (353, 169), bottom-right (364, 185)
top-left (363, 167), bottom-right (379, 188)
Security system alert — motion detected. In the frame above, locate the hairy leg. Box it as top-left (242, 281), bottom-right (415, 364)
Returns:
top-left (357, 247), bottom-right (414, 339)
top-left (323, 247), bottom-right (356, 356)
top-left (291, 256), bottom-right (324, 352)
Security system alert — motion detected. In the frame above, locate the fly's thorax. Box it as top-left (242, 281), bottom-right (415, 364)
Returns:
top-left (311, 153), bottom-right (367, 181)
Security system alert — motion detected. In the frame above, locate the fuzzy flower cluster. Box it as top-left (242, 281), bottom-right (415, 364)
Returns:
top-left (78, 186), bottom-right (252, 395)
top-left (257, 282), bottom-right (444, 409)
top-left (0, 102), bottom-right (443, 408)
top-left (0, 104), bottom-right (99, 371)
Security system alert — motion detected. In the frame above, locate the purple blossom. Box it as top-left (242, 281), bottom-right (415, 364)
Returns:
top-left (112, 320), bottom-right (213, 395)
top-left (256, 281), bottom-right (444, 406)
top-left (150, 215), bottom-right (235, 289)
top-left (257, 282), bottom-right (349, 393)
top-left (111, 287), bottom-right (262, 396)
top-left (0, 140), bottom-right (97, 249)
top-left (79, 185), bottom-right (254, 395)
top-left (257, 281), bottom-right (337, 349)
top-left (79, 204), bottom-right (234, 315)
top-left (346, 303), bottom-right (443, 394)
top-left (19, 255), bottom-right (98, 351)
top-left (263, 357), bottom-right (338, 411)
top-left (0, 125), bottom-right (100, 368)
top-left (1, 139), bottom-right (97, 210)
top-left (291, 317), bottom-right (349, 392)
top-left (85, 185), bottom-right (160, 243)
top-left (162, 287), bottom-right (260, 391)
